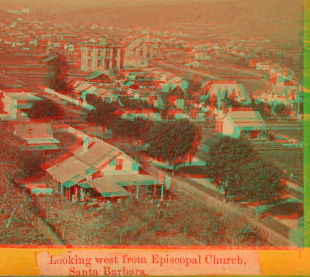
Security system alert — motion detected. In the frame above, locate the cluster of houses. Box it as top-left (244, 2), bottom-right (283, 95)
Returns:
top-left (0, 90), bottom-right (167, 202)
top-left (10, 120), bottom-right (166, 203)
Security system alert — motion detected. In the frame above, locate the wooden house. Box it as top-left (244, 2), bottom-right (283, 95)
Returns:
top-left (44, 128), bottom-right (163, 202)
top-left (215, 108), bottom-right (266, 139)
top-left (0, 91), bottom-right (40, 119)
top-left (12, 122), bottom-right (60, 151)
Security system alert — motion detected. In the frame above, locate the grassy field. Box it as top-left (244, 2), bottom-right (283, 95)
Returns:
top-left (39, 189), bottom-right (268, 246)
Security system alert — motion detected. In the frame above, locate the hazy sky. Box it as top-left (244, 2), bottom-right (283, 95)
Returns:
top-left (2, 0), bottom-right (243, 7)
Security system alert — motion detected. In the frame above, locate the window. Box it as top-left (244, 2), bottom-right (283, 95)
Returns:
top-left (97, 49), bottom-right (100, 56)
top-left (115, 159), bottom-right (123, 171)
top-left (88, 59), bottom-right (91, 67)
top-left (97, 59), bottom-right (102, 67)
top-left (88, 49), bottom-right (91, 56)
top-left (243, 130), bottom-right (249, 135)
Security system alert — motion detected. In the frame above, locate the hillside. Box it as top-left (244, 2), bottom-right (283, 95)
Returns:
top-left (51, 0), bottom-right (302, 43)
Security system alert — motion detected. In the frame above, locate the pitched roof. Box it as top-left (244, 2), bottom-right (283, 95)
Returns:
top-left (74, 81), bottom-right (93, 92)
top-left (13, 122), bottom-right (59, 145)
top-left (272, 86), bottom-right (300, 97)
top-left (91, 174), bottom-right (159, 187)
top-left (84, 70), bottom-right (112, 81)
top-left (125, 38), bottom-right (142, 49)
top-left (84, 85), bottom-right (99, 94)
top-left (83, 70), bottom-right (103, 80)
top-left (81, 177), bottom-right (130, 197)
top-left (202, 82), bottom-right (249, 101)
top-left (261, 85), bottom-right (301, 99)
top-left (227, 108), bottom-right (265, 129)
top-left (41, 55), bottom-right (57, 62)
top-left (4, 92), bottom-right (40, 101)
top-left (46, 156), bottom-right (93, 184)
top-left (72, 137), bottom-right (141, 170)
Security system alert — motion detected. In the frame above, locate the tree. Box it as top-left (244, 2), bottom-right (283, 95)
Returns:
top-left (222, 90), bottom-right (240, 109)
top-left (46, 52), bottom-right (69, 92)
top-left (22, 99), bottom-right (64, 121)
top-left (131, 118), bottom-right (154, 143)
top-left (205, 136), bottom-right (283, 201)
top-left (86, 102), bottom-right (121, 131)
top-left (111, 119), bottom-right (134, 141)
top-left (85, 94), bottom-right (102, 108)
top-left (274, 103), bottom-right (291, 117)
top-left (147, 120), bottom-right (201, 171)
top-left (247, 101), bottom-right (272, 118)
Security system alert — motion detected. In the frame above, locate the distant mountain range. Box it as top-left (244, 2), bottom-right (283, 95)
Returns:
top-left (45, 0), bottom-right (302, 43)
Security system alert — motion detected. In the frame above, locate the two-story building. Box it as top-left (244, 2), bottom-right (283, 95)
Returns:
top-left (199, 80), bottom-right (250, 108)
top-left (80, 41), bottom-right (125, 72)
top-left (44, 127), bottom-right (163, 202)
top-left (260, 84), bottom-right (302, 115)
top-left (124, 37), bottom-right (158, 68)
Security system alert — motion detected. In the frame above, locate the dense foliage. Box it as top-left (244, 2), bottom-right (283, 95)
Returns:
top-left (120, 97), bottom-right (154, 111)
top-left (147, 120), bottom-right (201, 170)
top-left (47, 53), bottom-right (69, 92)
top-left (86, 102), bottom-right (121, 129)
top-left (111, 118), bottom-right (154, 143)
top-left (274, 103), bottom-right (292, 117)
top-left (22, 99), bottom-right (64, 121)
top-left (205, 136), bottom-right (283, 201)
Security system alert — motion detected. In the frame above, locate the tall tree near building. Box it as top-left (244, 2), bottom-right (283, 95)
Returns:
top-left (147, 119), bottom-right (201, 171)
top-left (205, 136), bottom-right (283, 201)
top-left (45, 52), bottom-right (69, 92)
top-left (86, 102), bottom-right (121, 132)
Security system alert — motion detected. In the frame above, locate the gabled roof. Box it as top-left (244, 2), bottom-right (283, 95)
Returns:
top-left (72, 137), bottom-right (141, 170)
top-left (83, 85), bottom-right (99, 94)
top-left (84, 70), bottom-right (111, 81)
top-left (46, 156), bottom-right (94, 184)
top-left (201, 81), bottom-right (248, 101)
top-left (227, 108), bottom-right (265, 129)
top-left (71, 80), bottom-right (84, 89)
top-left (125, 38), bottom-right (142, 49)
top-left (272, 86), bottom-right (300, 97)
top-left (84, 70), bottom-right (104, 80)
top-left (261, 85), bottom-right (301, 98)
top-left (94, 88), bottom-right (110, 97)
top-left (74, 81), bottom-right (93, 92)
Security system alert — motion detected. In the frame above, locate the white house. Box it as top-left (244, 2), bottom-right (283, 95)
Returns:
top-left (260, 85), bottom-right (302, 115)
top-left (0, 92), bottom-right (40, 119)
top-left (199, 80), bottom-right (250, 106)
top-left (215, 108), bottom-right (266, 139)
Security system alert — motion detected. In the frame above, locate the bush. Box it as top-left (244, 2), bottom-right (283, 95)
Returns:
top-left (274, 103), bottom-right (292, 117)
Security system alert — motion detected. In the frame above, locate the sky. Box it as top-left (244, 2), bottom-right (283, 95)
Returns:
top-left (1, 0), bottom-right (243, 7)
